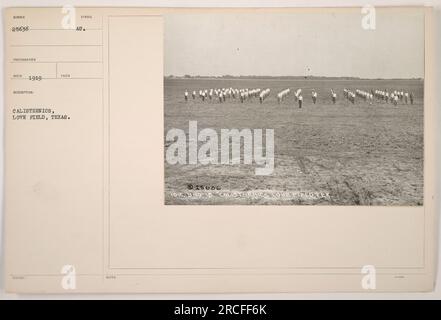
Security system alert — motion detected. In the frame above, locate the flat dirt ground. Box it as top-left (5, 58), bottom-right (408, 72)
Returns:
top-left (164, 78), bottom-right (424, 205)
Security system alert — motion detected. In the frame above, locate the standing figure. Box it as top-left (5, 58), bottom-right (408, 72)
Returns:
top-left (312, 90), bottom-right (317, 104)
top-left (184, 90), bottom-right (188, 101)
top-left (298, 95), bottom-right (303, 108)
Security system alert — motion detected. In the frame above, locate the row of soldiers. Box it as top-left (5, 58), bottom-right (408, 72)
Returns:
top-left (277, 88), bottom-right (290, 103)
top-left (274, 88), bottom-right (327, 107)
top-left (344, 89), bottom-right (357, 103)
top-left (184, 87), bottom-right (334, 108)
top-left (343, 88), bottom-right (415, 105)
top-left (374, 89), bottom-right (414, 105)
top-left (356, 89), bottom-right (373, 101)
top-left (184, 88), bottom-right (263, 103)
top-left (259, 88), bottom-right (271, 103)
top-left (184, 87), bottom-right (415, 106)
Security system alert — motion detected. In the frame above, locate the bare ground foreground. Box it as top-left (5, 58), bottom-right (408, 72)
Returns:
top-left (164, 78), bottom-right (424, 205)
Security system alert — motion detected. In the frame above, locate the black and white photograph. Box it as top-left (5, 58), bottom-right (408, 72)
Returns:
top-left (164, 9), bottom-right (424, 206)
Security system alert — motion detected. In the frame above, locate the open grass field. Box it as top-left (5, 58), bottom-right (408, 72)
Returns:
top-left (164, 78), bottom-right (424, 205)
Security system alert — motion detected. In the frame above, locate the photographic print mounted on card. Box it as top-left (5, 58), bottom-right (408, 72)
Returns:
top-left (163, 11), bottom-right (424, 206)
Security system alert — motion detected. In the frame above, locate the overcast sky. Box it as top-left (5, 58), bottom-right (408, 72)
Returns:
top-left (164, 8), bottom-right (424, 79)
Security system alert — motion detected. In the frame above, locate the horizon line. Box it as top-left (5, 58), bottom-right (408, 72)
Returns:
top-left (164, 75), bottom-right (424, 81)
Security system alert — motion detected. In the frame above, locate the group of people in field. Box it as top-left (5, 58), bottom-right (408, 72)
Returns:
top-left (259, 88), bottom-right (271, 103)
top-left (273, 88), bottom-right (305, 108)
top-left (341, 88), bottom-right (415, 105)
top-left (184, 87), bottom-right (416, 107)
top-left (373, 89), bottom-right (414, 105)
top-left (344, 89), bottom-right (357, 103)
top-left (355, 89), bottom-right (374, 101)
top-left (277, 88), bottom-right (290, 104)
top-left (184, 87), bottom-right (263, 103)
